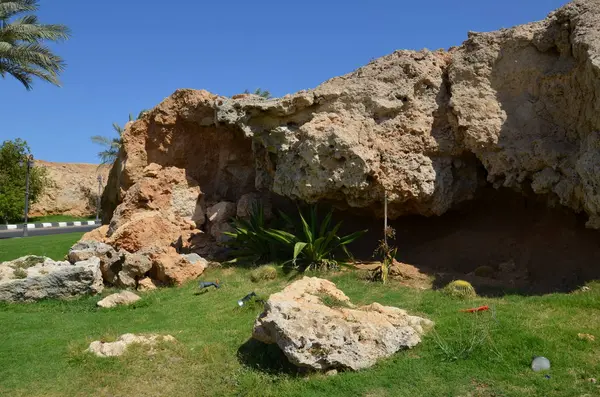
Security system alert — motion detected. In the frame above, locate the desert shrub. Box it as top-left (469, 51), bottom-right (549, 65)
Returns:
top-left (433, 311), bottom-right (502, 362)
top-left (474, 265), bottom-right (494, 278)
top-left (250, 265), bottom-right (278, 282)
top-left (372, 226), bottom-right (398, 284)
top-left (318, 294), bottom-right (352, 309)
top-left (11, 256), bottom-right (45, 269)
top-left (12, 268), bottom-right (28, 279)
top-left (443, 280), bottom-right (477, 299)
top-left (266, 205), bottom-right (367, 272)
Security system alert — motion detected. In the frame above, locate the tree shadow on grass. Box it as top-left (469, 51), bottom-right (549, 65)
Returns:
top-left (237, 338), bottom-right (301, 375)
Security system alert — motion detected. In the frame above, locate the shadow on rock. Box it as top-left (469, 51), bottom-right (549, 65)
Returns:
top-left (237, 338), bottom-right (301, 375)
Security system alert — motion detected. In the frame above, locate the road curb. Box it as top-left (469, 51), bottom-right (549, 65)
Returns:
top-left (0, 220), bottom-right (101, 231)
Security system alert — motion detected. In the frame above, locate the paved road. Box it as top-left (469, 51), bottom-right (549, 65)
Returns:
top-left (0, 224), bottom-right (99, 239)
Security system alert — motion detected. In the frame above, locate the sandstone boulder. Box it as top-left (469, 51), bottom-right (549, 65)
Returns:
top-left (0, 256), bottom-right (103, 302)
top-left (117, 253), bottom-right (153, 288)
top-left (69, 241), bottom-right (124, 285)
top-left (252, 277), bottom-right (433, 371)
top-left (137, 277), bottom-right (159, 291)
top-left (87, 333), bottom-right (176, 357)
top-left (149, 247), bottom-right (207, 285)
top-left (97, 291), bottom-right (141, 308)
top-left (207, 201), bottom-right (237, 241)
top-left (105, 165), bottom-right (203, 254)
top-left (79, 225), bottom-right (109, 244)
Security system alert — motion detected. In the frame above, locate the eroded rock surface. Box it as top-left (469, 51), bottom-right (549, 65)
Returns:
top-left (30, 161), bottom-right (108, 217)
top-left (96, 1), bottom-right (600, 272)
top-left (87, 333), bottom-right (176, 357)
top-left (0, 256), bottom-right (103, 302)
top-left (252, 277), bottom-right (433, 371)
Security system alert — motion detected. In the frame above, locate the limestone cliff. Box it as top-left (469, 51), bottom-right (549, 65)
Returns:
top-left (100, 0), bottom-right (600, 259)
top-left (30, 161), bottom-right (108, 218)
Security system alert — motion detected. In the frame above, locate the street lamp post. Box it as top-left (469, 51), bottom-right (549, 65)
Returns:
top-left (95, 175), bottom-right (103, 223)
top-left (22, 154), bottom-right (34, 237)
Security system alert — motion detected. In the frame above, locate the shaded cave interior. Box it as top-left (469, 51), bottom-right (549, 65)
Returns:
top-left (337, 186), bottom-right (600, 296)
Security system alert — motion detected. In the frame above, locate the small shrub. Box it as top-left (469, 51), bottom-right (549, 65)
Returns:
top-left (12, 268), bottom-right (28, 279)
top-left (372, 226), bottom-right (397, 284)
top-left (250, 265), bottom-right (278, 282)
top-left (443, 280), bottom-right (477, 299)
top-left (11, 256), bottom-right (45, 270)
top-left (318, 294), bottom-right (352, 309)
top-left (433, 311), bottom-right (502, 362)
top-left (474, 266), bottom-right (494, 278)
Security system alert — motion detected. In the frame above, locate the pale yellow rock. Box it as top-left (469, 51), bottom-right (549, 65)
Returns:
top-left (30, 161), bottom-right (108, 217)
top-left (252, 277), bottom-right (433, 371)
top-left (97, 291), bottom-right (141, 308)
top-left (87, 333), bottom-right (176, 357)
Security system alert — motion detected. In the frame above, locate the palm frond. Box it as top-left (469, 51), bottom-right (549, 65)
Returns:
top-left (0, 0), bottom-right (37, 20)
top-left (0, 0), bottom-right (69, 89)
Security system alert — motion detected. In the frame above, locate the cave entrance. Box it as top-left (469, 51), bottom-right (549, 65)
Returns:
top-left (340, 187), bottom-right (600, 296)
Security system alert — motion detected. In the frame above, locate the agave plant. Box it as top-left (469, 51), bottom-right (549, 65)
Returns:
top-left (267, 206), bottom-right (367, 271)
top-left (223, 203), bottom-right (281, 265)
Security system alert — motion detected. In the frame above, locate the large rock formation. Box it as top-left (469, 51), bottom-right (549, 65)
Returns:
top-left (252, 277), bottom-right (433, 371)
top-left (30, 161), bottom-right (108, 218)
top-left (0, 256), bottom-right (103, 302)
top-left (98, 0), bottom-right (600, 262)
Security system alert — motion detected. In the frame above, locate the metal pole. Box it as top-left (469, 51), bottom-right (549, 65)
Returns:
top-left (23, 156), bottom-right (32, 237)
top-left (95, 175), bottom-right (102, 222)
top-left (384, 192), bottom-right (388, 245)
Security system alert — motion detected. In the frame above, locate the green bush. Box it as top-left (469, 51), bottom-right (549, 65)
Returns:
top-left (12, 268), bottom-right (28, 279)
top-left (250, 265), bottom-right (278, 282)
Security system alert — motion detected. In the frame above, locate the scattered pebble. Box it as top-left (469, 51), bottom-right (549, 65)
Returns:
top-left (578, 333), bottom-right (595, 342)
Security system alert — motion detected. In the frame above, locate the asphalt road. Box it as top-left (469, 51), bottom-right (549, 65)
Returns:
top-left (0, 224), bottom-right (99, 239)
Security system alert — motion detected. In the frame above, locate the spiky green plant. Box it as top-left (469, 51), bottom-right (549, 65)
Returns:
top-left (224, 203), bottom-right (281, 265)
top-left (0, 0), bottom-right (70, 90)
top-left (443, 280), bottom-right (477, 299)
top-left (266, 206), bottom-right (367, 271)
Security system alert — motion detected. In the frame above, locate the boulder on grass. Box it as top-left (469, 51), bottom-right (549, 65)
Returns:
top-left (97, 291), bottom-right (141, 308)
top-left (252, 277), bottom-right (433, 372)
top-left (0, 256), bottom-right (103, 302)
top-left (87, 333), bottom-right (176, 357)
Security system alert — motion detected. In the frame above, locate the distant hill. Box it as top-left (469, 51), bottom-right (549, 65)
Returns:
top-left (30, 161), bottom-right (109, 217)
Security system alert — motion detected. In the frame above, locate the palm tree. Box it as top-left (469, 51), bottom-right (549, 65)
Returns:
top-left (91, 122), bottom-right (124, 166)
top-left (92, 112), bottom-right (149, 165)
top-left (0, 0), bottom-right (70, 90)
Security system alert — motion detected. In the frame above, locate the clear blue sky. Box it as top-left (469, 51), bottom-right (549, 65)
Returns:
top-left (0, 0), bottom-right (569, 164)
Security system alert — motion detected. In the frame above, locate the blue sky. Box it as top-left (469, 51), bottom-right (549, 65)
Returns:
top-left (1, 0), bottom-right (569, 163)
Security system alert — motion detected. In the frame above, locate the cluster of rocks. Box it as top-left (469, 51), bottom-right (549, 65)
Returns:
top-left (68, 240), bottom-right (209, 290)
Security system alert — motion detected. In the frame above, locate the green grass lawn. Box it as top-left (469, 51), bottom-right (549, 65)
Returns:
top-left (0, 234), bottom-right (599, 396)
top-left (0, 232), bottom-right (84, 262)
top-left (28, 214), bottom-right (96, 223)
